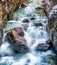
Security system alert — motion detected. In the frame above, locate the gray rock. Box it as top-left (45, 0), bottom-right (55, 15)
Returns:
top-left (36, 43), bottom-right (50, 51)
top-left (7, 29), bottom-right (29, 53)
top-left (22, 18), bottom-right (30, 23)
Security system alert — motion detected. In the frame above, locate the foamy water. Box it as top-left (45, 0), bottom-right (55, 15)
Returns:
top-left (0, 0), bottom-right (57, 65)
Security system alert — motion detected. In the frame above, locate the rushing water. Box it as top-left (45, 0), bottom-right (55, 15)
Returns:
top-left (0, 0), bottom-right (57, 65)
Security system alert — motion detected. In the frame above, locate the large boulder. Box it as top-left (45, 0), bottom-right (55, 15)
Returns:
top-left (36, 43), bottom-right (51, 51)
top-left (7, 28), bottom-right (29, 53)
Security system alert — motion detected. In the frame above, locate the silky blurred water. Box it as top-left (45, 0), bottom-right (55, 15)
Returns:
top-left (0, 0), bottom-right (57, 65)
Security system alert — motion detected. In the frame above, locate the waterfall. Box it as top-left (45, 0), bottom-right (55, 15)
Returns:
top-left (2, 30), bottom-right (7, 44)
top-left (0, 31), bottom-right (15, 57)
top-left (0, 0), bottom-right (57, 65)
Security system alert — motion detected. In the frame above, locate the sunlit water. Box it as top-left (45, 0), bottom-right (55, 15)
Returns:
top-left (0, 0), bottom-right (57, 65)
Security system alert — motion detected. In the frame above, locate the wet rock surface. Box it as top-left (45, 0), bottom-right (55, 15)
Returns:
top-left (36, 43), bottom-right (51, 51)
top-left (7, 28), bottom-right (29, 53)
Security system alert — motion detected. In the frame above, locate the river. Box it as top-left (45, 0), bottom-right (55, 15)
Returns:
top-left (0, 0), bottom-right (57, 65)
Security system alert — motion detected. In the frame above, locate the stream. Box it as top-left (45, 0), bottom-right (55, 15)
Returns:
top-left (0, 0), bottom-right (57, 65)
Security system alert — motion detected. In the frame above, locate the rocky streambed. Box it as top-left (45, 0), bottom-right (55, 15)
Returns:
top-left (0, 0), bottom-right (57, 65)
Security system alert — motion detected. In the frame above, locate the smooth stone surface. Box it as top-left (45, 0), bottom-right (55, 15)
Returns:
top-left (36, 43), bottom-right (51, 51)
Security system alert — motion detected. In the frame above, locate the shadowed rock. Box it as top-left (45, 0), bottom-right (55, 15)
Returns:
top-left (21, 18), bottom-right (29, 31)
top-left (46, 39), bottom-right (52, 46)
top-left (27, 13), bottom-right (36, 20)
top-left (34, 22), bottom-right (43, 27)
top-left (36, 43), bottom-right (51, 51)
top-left (22, 18), bottom-right (30, 23)
top-left (35, 6), bottom-right (43, 11)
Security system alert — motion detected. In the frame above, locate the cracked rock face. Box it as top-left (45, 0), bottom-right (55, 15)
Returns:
top-left (49, 5), bottom-right (57, 19)
top-left (51, 21), bottom-right (57, 52)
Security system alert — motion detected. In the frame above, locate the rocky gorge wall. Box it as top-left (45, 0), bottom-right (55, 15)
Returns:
top-left (42, 0), bottom-right (57, 52)
top-left (0, 1), bottom-right (7, 45)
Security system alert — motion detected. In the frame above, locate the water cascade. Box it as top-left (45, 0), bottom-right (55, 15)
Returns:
top-left (0, 0), bottom-right (57, 65)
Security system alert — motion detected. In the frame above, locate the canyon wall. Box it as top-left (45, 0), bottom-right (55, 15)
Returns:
top-left (0, 1), bottom-right (7, 45)
top-left (42, 0), bottom-right (57, 52)
top-left (0, 2), bottom-right (2, 45)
